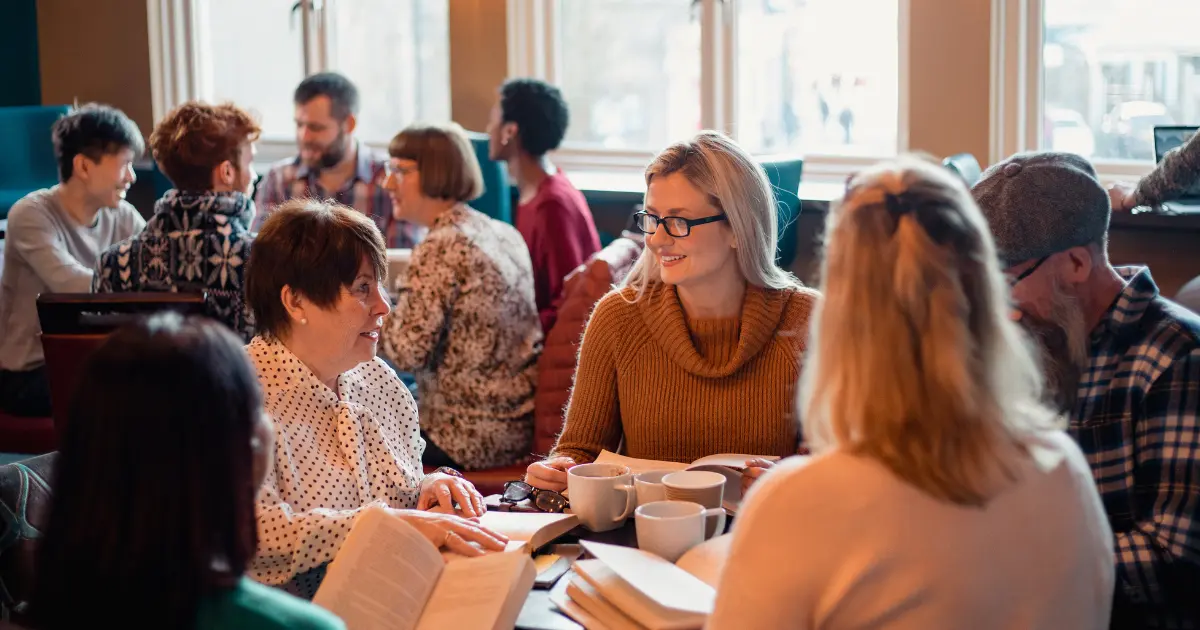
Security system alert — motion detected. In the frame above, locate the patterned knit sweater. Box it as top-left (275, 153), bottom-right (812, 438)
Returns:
top-left (1136, 128), bottom-right (1200, 209)
top-left (551, 281), bottom-right (818, 464)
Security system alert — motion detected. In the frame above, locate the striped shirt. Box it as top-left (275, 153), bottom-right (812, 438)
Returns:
top-left (252, 141), bottom-right (425, 248)
top-left (1070, 266), bottom-right (1200, 629)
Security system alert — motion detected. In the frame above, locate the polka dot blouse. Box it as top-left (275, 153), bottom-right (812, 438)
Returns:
top-left (246, 336), bottom-right (425, 599)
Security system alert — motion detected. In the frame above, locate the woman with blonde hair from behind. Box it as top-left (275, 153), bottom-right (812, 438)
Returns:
top-left (525, 131), bottom-right (817, 491)
top-left (708, 157), bottom-right (1115, 629)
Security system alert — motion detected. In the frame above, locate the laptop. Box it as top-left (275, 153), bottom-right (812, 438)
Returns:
top-left (1152, 125), bottom-right (1200, 212)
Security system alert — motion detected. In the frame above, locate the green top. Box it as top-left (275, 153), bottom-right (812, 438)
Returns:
top-left (194, 577), bottom-right (345, 630)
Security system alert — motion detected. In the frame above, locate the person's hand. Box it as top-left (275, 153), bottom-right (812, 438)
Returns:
top-left (741, 458), bottom-right (777, 497)
top-left (524, 456), bottom-right (576, 492)
top-left (391, 509), bottom-right (508, 558)
top-left (1107, 182), bottom-right (1137, 213)
top-left (418, 473), bottom-right (485, 517)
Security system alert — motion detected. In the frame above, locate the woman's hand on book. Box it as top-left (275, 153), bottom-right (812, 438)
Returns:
top-left (741, 458), bottom-right (777, 497)
top-left (525, 456), bottom-right (576, 493)
top-left (419, 472), bottom-right (486, 517)
top-left (393, 509), bottom-right (509, 557)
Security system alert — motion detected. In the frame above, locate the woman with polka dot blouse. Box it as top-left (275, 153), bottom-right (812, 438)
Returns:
top-left (244, 199), bottom-right (507, 599)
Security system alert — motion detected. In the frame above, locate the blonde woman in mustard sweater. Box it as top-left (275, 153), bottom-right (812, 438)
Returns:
top-left (524, 131), bottom-right (818, 492)
top-left (708, 157), bottom-right (1114, 629)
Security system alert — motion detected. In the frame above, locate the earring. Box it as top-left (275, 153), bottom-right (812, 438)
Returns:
top-left (300, 318), bottom-right (308, 325)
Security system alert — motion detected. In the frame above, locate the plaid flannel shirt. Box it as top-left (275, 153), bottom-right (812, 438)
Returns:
top-left (1070, 266), bottom-right (1200, 629)
top-left (252, 141), bottom-right (425, 248)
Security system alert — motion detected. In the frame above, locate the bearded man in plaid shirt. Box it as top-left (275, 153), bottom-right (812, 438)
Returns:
top-left (976, 152), bottom-right (1200, 630)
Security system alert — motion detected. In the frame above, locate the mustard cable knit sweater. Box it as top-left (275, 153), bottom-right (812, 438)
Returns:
top-left (551, 281), bottom-right (818, 464)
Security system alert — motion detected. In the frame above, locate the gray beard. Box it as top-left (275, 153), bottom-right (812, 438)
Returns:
top-left (1019, 291), bottom-right (1091, 414)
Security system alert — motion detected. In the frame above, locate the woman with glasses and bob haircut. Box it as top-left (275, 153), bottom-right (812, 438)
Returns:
top-left (380, 122), bottom-right (541, 471)
top-left (524, 130), bottom-right (818, 492)
top-left (707, 157), bottom-right (1114, 629)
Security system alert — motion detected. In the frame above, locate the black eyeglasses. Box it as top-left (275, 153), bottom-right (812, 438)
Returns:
top-left (632, 211), bottom-right (727, 238)
top-left (501, 480), bottom-right (568, 513)
top-left (1008, 255), bottom-right (1051, 288)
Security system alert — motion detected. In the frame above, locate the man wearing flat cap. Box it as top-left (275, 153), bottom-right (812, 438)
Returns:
top-left (975, 152), bottom-right (1200, 630)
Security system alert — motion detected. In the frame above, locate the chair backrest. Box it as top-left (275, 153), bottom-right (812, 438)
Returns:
top-left (943, 152), bottom-right (983, 188)
top-left (534, 235), bottom-right (645, 455)
top-left (0, 452), bottom-right (56, 624)
top-left (1176, 275), bottom-right (1200, 315)
top-left (759, 157), bottom-right (804, 268)
top-left (0, 106), bottom-right (69, 190)
top-left (36, 293), bottom-right (207, 435)
top-left (467, 132), bottom-right (513, 224)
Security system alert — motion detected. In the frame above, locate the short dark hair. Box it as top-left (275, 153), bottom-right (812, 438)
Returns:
top-left (388, 122), bottom-right (485, 202)
top-left (150, 101), bottom-right (262, 192)
top-left (294, 71), bottom-right (360, 121)
top-left (30, 314), bottom-right (260, 629)
top-left (499, 78), bottom-right (570, 157)
top-left (246, 199), bottom-right (387, 339)
top-left (51, 103), bottom-right (145, 182)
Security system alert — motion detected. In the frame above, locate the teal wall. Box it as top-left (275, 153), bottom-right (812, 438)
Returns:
top-left (0, 0), bottom-right (41, 106)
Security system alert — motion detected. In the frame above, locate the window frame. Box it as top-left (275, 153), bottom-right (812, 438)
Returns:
top-left (147, 0), bottom-right (449, 166)
top-left (992, 0), bottom-right (1159, 185)
top-left (506, 0), bottom-right (911, 184)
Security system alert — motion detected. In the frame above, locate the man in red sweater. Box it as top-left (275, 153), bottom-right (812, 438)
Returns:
top-left (486, 78), bottom-right (601, 333)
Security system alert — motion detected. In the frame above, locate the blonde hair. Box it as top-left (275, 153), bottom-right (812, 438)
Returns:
top-left (799, 155), bottom-right (1060, 506)
top-left (388, 122), bottom-right (485, 202)
top-left (622, 131), bottom-right (801, 297)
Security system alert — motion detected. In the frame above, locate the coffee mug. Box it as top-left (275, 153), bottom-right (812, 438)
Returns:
top-left (635, 500), bottom-right (724, 562)
top-left (567, 463), bottom-right (637, 532)
top-left (634, 470), bottom-right (671, 506)
top-left (662, 470), bottom-right (727, 537)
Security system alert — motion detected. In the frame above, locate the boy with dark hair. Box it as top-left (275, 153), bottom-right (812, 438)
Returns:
top-left (486, 78), bottom-right (600, 332)
top-left (0, 103), bottom-right (146, 417)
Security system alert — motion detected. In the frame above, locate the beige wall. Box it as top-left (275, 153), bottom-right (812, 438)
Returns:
top-left (448, 0), bottom-right (507, 131)
top-left (37, 0), bottom-right (155, 136)
top-left (906, 0), bottom-right (993, 165)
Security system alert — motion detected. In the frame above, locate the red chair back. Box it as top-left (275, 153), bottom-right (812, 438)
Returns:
top-left (36, 293), bottom-right (207, 438)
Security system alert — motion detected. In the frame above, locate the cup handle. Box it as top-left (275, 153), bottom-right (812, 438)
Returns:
top-left (702, 508), bottom-right (726, 539)
top-left (614, 483), bottom-right (637, 523)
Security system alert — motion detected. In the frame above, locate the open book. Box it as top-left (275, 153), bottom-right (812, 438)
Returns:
top-left (313, 506), bottom-right (536, 630)
top-left (477, 510), bottom-right (579, 553)
top-left (593, 450), bottom-right (780, 512)
top-left (552, 536), bottom-right (733, 630)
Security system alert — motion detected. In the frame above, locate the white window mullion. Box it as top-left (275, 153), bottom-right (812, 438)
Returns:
top-left (718, 0), bottom-right (737, 137)
top-left (698, 0), bottom-right (721, 131)
top-left (507, 0), bottom-right (550, 80)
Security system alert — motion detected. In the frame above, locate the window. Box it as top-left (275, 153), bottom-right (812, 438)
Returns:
top-left (156, 0), bottom-right (450, 147)
top-left (1042, 0), bottom-right (1200, 162)
top-left (514, 0), bottom-right (901, 171)
top-left (735, 0), bottom-right (899, 156)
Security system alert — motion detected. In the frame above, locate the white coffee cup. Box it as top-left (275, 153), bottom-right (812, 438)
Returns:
top-left (635, 500), bottom-right (724, 562)
top-left (634, 470), bottom-right (671, 506)
top-left (567, 463), bottom-right (637, 532)
top-left (662, 470), bottom-right (727, 537)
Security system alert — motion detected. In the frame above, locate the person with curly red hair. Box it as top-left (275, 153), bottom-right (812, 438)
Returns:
top-left (94, 101), bottom-right (262, 340)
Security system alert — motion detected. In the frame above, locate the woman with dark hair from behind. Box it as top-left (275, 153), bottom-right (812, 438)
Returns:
top-left (29, 314), bottom-right (343, 630)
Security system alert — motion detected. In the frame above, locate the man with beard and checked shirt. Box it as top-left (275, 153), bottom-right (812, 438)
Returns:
top-left (975, 152), bottom-right (1200, 630)
top-left (254, 72), bottom-right (424, 248)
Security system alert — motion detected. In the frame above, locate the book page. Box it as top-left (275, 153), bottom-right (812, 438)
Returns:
top-left (579, 541), bottom-right (715, 616)
top-left (313, 506), bottom-right (444, 630)
top-left (478, 511), bottom-right (580, 550)
top-left (417, 551), bottom-right (536, 630)
top-left (573, 560), bottom-right (702, 630)
top-left (594, 451), bottom-right (689, 476)
top-left (687, 453), bottom-right (779, 469)
top-left (565, 577), bottom-right (648, 630)
top-left (674, 534), bottom-right (732, 589)
top-left (549, 574), bottom-right (607, 630)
